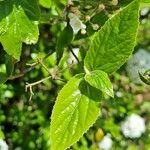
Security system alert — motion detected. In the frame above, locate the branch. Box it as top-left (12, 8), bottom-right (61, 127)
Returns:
top-left (8, 50), bottom-right (54, 80)
top-left (70, 48), bottom-right (80, 63)
top-left (37, 58), bottom-right (51, 75)
top-left (25, 76), bottom-right (51, 101)
top-left (25, 74), bottom-right (66, 101)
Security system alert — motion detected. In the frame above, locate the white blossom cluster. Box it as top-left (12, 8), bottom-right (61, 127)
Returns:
top-left (126, 49), bottom-right (150, 84)
top-left (68, 13), bottom-right (86, 34)
top-left (0, 139), bottom-right (8, 150)
top-left (98, 134), bottom-right (112, 150)
top-left (121, 114), bottom-right (146, 138)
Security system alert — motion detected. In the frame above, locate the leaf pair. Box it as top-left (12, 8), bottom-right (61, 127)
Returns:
top-left (51, 0), bottom-right (140, 149)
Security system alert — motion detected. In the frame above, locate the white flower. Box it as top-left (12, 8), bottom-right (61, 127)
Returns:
top-left (0, 139), bottom-right (8, 150)
top-left (116, 91), bottom-right (123, 98)
top-left (126, 49), bottom-right (150, 84)
top-left (68, 13), bottom-right (86, 34)
top-left (140, 7), bottom-right (149, 16)
top-left (98, 135), bottom-right (112, 150)
top-left (121, 114), bottom-right (146, 138)
top-left (68, 48), bottom-right (79, 64)
top-left (68, 0), bottom-right (73, 5)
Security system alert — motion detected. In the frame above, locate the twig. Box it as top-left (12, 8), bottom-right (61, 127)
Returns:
top-left (37, 58), bottom-right (51, 75)
top-left (8, 50), bottom-right (54, 80)
top-left (25, 76), bottom-right (52, 101)
top-left (25, 75), bottom-right (66, 101)
top-left (25, 76), bottom-right (52, 89)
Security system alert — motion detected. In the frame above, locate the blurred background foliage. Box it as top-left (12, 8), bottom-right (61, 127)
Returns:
top-left (0, 0), bottom-right (150, 150)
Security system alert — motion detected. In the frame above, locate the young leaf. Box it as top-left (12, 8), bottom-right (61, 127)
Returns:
top-left (50, 74), bottom-right (101, 150)
top-left (0, 0), bottom-right (40, 60)
top-left (84, 0), bottom-right (140, 73)
top-left (85, 70), bottom-right (114, 97)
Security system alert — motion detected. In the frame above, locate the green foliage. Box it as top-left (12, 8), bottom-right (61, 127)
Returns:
top-left (84, 0), bottom-right (139, 73)
top-left (39, 0), bottom-right (52, 8)
top-left (0, 0), bottom-right (40, 60)
top-left (0, 0), bottom-right (149, 150)
top-left (50, 0), bottom-right (140, 149)
top-left (85, 70), bottom-right (114, 97)
top-left (141, 0), bottom-right (150, 3)
top-left (50, 74), bottom-right (101, 150)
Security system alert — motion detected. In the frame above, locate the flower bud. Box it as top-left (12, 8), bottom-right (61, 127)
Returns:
top-left (92, 24), bottom-right (99, 30)
top-left (81, 29), bottom-right (86, 34)
top-left (98, 4), bottom-right (105, 11)
top-left (112, 0), bottom-right (118, 6)
top-left (85, 15), bottom-right (91, 21)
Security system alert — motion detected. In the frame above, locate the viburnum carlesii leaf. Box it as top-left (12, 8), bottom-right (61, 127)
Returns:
top-left (0, 0), bottom-right (40, 60)
top-left (84, 0), bottom-right (140, 73)
top-left (50, 74), bottom-right (101, 150)
top-left (85, 70), bottom-right (114, 97)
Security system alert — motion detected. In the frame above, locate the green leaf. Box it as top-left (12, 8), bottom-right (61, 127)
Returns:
top-left (141, 0), bottom-right (150, 3)
top-left (85, 70), bottom-right (114, 97)
top-left (140, 0), bottom-right (150, 6)
top-left (0, 0), bottom-right (40, 60)
top-left (54, 0), bottom-right (68, 6)
top-left (50, 74), bottom-right (101, 150)
top-left (84, 0), bottom-right (140, 73)
top-left (39, 0), bottom-right (52, 8)
top-left (56, 23), bottom-right (73, 63)
top-left (140, 0), bottom-right (150, 7)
